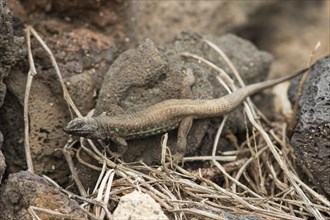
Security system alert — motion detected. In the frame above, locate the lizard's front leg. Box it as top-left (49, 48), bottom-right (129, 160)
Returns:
top-left (97, 119), bottom-right (129, 156)
top-left (174, 116), bottom-right (193, 162)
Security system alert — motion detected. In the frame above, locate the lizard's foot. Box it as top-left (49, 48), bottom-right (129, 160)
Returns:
top-left (174, 116), bottom-right (192, 165)
top-left (110, 144), bottom-right (127, 160)
top-left (107, 144), bottom-right (127, 160)
top-left (109, 136), bottom-right (128, 159)
top-left (172, 152), bottom-right (184, 164)
top-left (180, 68), bottom-right (195, 98)
top-left (110, 152), bottom-right (122, 160)
top-left (184, 68), bottom-right (196, 87)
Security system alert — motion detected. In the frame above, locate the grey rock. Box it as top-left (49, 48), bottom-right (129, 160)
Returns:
top-left (127, 1), bottom-right (276, 45)
top-left (288, 55), bottom-right (330, 198)
top-left (224, 211), bottom-right (263, 220)
top-left (95, 31), bottom-right (272, 163)
top-left (0, 0), bottom-right (20, 185)
top-left (0, 132), bottom-right (4, 184)
top-left (95, 38), bottom-right (168, 116)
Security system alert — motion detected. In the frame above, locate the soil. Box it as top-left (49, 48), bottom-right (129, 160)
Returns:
top-left (0, 0), bottom-right (329, 219)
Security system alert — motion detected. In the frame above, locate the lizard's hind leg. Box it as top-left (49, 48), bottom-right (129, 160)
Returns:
top-left (174, 116), bottom-right (193, 163)
top-left (181, 68), bottom-right (195, 98)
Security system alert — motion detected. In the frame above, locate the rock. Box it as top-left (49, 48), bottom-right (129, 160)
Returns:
top-left (127, 1), bottom-right (276, 44)
top-left (95, 38), bottom-right (168, 116)
top-left (0, 132), bottom-right (5, 184)
top-left (94, 31), bottom-right (272, 163)
top-left (113, 191), bottom-right (168, 220)
top-left (235, 1), bottom-right (330, 81)
top-left (0, 0), bottom-right (17, 106)
top-left (0, 0), bottom-right (21, 185)
top-left (66, 70), bottom-right (99, 115)
top-left (0, 2), bottom-right (120, 184)
top-left (1, 69), bottom-right (71, 184)
top-left (0, 171), bottom-right (88, 220)
top-left (223, 211), bottom-right (263, 220)
top-left (288, 55), bottom-right (330, 198)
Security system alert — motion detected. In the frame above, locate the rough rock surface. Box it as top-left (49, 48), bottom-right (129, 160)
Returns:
top-left (0, 132), bottom-right (5, 184)
top-left (0, 171), bottom-right (88, 220)
top-left (95, 31), bottom-right (272, 164)
top-left (113, 190), bottom-right (168, 220)
top-left (0, 0), bottom-right (125, 184)
top-left (0, 0), bottom-right (21, 184)
top-left (223, 212), bottom-right (263, 220)
top-left (288, 55), bottom-right (330, 198)
top-left (128, 1), bottom-right (276, 45)
top-left (1, 68), bottom-right (72, 184)
top-left (127, 1), bottom-right (329, 80)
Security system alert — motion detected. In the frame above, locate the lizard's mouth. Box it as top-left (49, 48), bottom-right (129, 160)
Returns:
top-left (63, 125), bottom-right (94, 137)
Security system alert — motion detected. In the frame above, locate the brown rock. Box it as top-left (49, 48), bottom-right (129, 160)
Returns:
top-left (0, 171), bottom-right (87, 220)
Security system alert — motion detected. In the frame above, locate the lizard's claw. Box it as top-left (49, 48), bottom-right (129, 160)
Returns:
top-left (172, 152), bottom-right (184, 164)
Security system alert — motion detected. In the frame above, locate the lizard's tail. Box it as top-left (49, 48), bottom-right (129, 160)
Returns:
top-left (226, 67), bottom-right (310, 109)
top-left (247, 67), bottom-right (310, 94)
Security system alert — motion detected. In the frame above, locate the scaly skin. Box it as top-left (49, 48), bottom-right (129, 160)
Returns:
top-left (64, 67), bottom-right (309, 161)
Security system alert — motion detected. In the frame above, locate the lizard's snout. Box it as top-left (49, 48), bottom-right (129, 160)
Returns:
top-left (62, 124), bottom-right (71, 133)
top-left (63, 121), bottom-right (77, 134)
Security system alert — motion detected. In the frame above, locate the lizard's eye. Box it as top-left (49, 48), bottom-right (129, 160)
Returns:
top-left (75, 122), bottom-right (85, 128)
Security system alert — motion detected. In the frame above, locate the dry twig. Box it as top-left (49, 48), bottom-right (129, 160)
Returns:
top-left (24, 26), bottom-right (37, 173)
top-left (288, 41), bottom-right (321, 135)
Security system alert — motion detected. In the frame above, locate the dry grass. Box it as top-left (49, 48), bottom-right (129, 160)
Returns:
top-left (24, 26), bottom-right (329, 220)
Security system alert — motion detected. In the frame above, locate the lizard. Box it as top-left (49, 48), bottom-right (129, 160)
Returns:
top-left (63, 67), bottom-right (309, 161)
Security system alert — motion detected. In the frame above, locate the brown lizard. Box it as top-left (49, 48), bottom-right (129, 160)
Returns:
top-left (64, 67), bottom-right (309, 161)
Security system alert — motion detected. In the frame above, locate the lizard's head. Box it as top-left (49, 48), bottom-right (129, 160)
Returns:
top-left (63, 117), bottom-right (100, 139)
